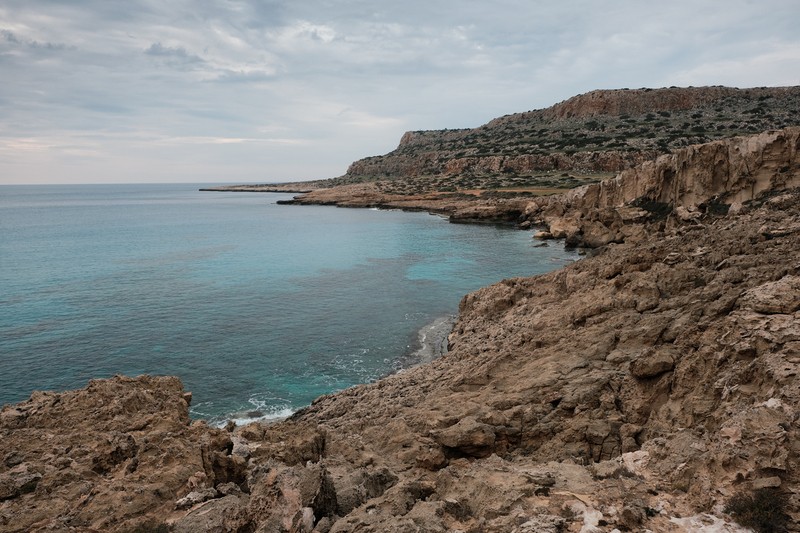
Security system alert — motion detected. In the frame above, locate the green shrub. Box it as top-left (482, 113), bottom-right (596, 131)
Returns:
top-left (725, 488), bottom-right (790, 533)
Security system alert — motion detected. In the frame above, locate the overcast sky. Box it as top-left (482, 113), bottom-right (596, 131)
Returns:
top-left (1, 1), bottom-right (799, 185)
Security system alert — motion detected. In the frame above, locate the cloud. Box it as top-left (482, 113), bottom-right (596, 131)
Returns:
top-left (670, 44), bottom-right (800, 88)
top-left (1, 0), bottom-right (799, 184)
top-left (145, 42), bottom-right (204, 63)
top-left (156, 135), bottom-right (309, 146)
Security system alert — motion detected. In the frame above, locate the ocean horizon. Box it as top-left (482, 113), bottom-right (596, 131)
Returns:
top-left (0, 183), bottom-right (577, 425)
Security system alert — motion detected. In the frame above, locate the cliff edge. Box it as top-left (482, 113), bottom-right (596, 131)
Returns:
top-left (2, 130), bottom-right (799, 532)
top-left (528, 127), bottom-right (800, 248)
top-left (342, 86), bottom-right (800, 187)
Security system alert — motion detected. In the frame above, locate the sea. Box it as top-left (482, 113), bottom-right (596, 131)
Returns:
top-left (0, 183), bottom-right (577, 425)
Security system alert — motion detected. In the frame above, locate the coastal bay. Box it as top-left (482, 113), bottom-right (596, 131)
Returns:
top-left (1, 92), bottom-right (798, 531)
top-left (0, 184), bottom-right (576, 425)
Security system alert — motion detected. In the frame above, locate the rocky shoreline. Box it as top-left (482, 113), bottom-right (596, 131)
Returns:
top-left (2, 129), bottom-right (799, 532)
top-left (201, 128), bottom-right (800, 237)
top-left (407, 315), bottom-right (457, 366)
top-left (201, 182), bottom-right (532, 226)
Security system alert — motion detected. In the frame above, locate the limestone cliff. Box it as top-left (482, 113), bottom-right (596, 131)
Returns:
top-left (3, 131), bottom-right (799, 532)
top-left (341, 86), bottom-right (800, 189)
top-left (538, 85), bottom-right (800, 119)
top-left (527, 127), bottom-right (800, 247)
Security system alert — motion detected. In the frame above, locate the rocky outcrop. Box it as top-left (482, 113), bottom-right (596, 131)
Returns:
top-left (276, 182), bottom-right (530, 225)
top-left (539, 85), bottom-right (800, 120)
top-left (528, 127), bottom-right (800, 246)
top-left (286, 186), bottom-right (800, 531)
top-left (342, 86), bottom-right (800, 181)
top-left (4, 132), bottom-right (800, 532)
top-left (4, 190), bottom-right (797, 532)
top-left (0, 375), bottom-right (246, 532)
top-left (343, 147), bottom-right (656, 179)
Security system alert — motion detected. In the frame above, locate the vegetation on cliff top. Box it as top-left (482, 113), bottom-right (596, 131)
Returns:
top-left (321, 86), bottom-right (800, 195)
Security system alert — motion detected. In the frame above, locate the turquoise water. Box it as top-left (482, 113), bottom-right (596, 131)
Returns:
top-left (0, 184), bottom-right (576, 424)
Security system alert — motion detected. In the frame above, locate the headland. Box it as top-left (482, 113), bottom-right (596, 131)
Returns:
top-left (2, 87), bottom-right (799, 532)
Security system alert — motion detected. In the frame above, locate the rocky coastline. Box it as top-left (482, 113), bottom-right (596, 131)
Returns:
top-left (3, 128), bottom-right (799, 532)
top-left (200, 182), bottom-right (532, 226)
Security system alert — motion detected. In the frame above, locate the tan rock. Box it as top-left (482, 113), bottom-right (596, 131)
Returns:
top-left (739, 275), bottom-right (800, 314)
top-left (547, 216), bottom-right (582, 240)
top-left (3, 131), bottom-right (800, 531)
top-left (526, 127), bottom-right (800, 247)
top-left (630, 347), bottom-right (677, 378)
top-left (752, 476), bottom-right (782, 489)
top-left (433, 417), bottom-right (496, 458)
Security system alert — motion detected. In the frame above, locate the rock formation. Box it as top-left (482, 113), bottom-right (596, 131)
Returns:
top-left (527, 127), bottom-right (800, 247)
top-left (4, 131), bottom-right (800, 532)
top-left (342, 86), bottom-right (800, 183)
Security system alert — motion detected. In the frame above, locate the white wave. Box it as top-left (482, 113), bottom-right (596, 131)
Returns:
top-left (222, 406), bottom-right (296, 427)
top-left (408, 314), bottom-right (456, 365)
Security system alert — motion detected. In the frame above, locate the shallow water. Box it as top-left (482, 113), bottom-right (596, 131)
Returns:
top-left (0, 183), bottom-right (576, 424)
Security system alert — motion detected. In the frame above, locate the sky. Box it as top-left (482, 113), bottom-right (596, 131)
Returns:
top-left (1, 1), bottom-right (799, 185)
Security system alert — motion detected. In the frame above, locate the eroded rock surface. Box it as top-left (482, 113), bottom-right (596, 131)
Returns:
top-left (0, 375), bottom-right (245, 532)
top-left (2, 133), bottom-right (799, 532)
top-left (527, 127), bottom-right (800, 247)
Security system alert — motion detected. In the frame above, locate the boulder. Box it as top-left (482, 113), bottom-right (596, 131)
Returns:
top-left (630, 347), bottom-right (677, 378)
top-left (739, 275), bottom-right (800, 314)
top-left (433, 417), bottom-right (496, 458)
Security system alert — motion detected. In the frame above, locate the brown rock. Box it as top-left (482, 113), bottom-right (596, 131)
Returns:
top-left (433, 417), bottom-right (497, 458)
top-left (739, 275), bottom-right (800, 314)
top-left (0, 470), bottom-right (41, 501)
top-left (4, 129), bottom-right (800, 531)
top-left (630, 347), bottom-right (677, 378)
top-left (0, 375), bottom-right (228, 532)
top-left (332, 467), bottom-right (398, 515)
top-left (171, 494), bottom-right (249, 533)
top-left (547, 216), bottom-right (582, 240)
top-left (175, 487), bottom-right (219, 510)
top-left (416, 445), bottom-right (448, 471)
top-left (526, 127), bottom-right (800, 247)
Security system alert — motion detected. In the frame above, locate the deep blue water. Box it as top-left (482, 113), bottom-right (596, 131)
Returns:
top-left (0, 184), bottom-right (576, 424)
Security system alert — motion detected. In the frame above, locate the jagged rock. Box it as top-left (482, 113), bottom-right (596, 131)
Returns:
top-left (91, 432), bottom-right (138, 474)
top-left (243, 462), bottom-right (338, 532)
top-left (248, 420), bottom-right (326, 466)
top-left (0, 470), bottom-right (41, 501)
top-left (433, 417), bottom-right (497, 458)
top-left (738, 275), bottom-right (800, 314)
top-left (415, 444), bottom-right (448, 470)
top-left (175, 487), bottom-right (219, 509)
top-left (630, 347), bottom-right (677, 378)
top-left (547, 216), bottom-right (581, 240)
top-left (172, 494), bottom-right (249, 533)
top-left (3, 129), bottom-right (800, 531)
top-left (0, 375), bottom-right (234, 532)
top-left (332, 466), bottom-right (398, 515)
top-left (581, 219), bottom-right (617, 247)
top-left (619, 500), bottom-right (646, 530)
top-left (526, 127), bottom-right (800, 247)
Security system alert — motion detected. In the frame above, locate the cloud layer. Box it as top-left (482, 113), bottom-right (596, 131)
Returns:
top-left (1, 0), bottom-right (799, 184)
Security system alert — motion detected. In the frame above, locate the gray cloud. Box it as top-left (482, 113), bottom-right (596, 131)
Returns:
top-left (145, 43), bottom-right (204, 61)
top-left (1, 0), bottom-right (799, 184)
